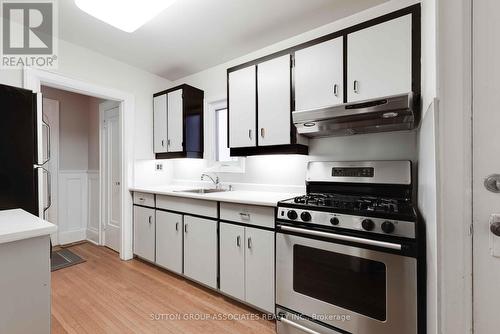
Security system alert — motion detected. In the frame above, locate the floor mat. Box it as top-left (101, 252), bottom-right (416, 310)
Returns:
top-left (51, 249), bottom-right (85, 272)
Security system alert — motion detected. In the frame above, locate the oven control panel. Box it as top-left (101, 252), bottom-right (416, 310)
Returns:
top-left (277, 207), bottom-right (415, 239)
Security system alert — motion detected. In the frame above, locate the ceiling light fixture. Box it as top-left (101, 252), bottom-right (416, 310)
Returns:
top-left (74, 0), bottom-right (177, 33)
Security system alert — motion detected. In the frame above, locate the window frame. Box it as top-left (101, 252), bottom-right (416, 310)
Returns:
top-left (204, 99), bottom-right (245, 173)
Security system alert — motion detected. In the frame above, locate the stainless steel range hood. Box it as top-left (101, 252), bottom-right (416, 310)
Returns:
top-left (293, 92), bottom-right (418, 137)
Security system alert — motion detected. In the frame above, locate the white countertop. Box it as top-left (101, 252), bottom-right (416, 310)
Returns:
top-left (0, 209), bottom-right (57, 244)
top-left (130, 185), bottom-right (302, 207)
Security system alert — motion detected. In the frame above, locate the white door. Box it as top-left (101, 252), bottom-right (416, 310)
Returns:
top-left (153, 94), bottom-right (168, 153)
top-left (42, 98), bottom-right (59, 243)
top-left (219, 223), bottom-right (245, 301)
top-left (473, 1), bottom-right (500, 332)
top-left (244, 227), bottom-right (275, 313)
top-left (103, 106), bottom-right (121, 252)
top-left (183, 215), bottom-right (218, 289)
top-left (257, 55), bottom-right (291, 146)
top-left (167, 89), bottom-right (184, 152)
top-left (133, 206), bottom-right (155, 262)
top-left (229, 66), bottom-right (256, 148)
top-left (156, 211), bottom-right (183, 274)
top-left (295, 37), bottom-right (344, 111)
top-left (347, 14), bottom-right (412, 102)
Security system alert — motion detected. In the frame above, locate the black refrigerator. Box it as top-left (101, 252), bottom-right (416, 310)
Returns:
top-left (0, 83), bottom-right (50, 217)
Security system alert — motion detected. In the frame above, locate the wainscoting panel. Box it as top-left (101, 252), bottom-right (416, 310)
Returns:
top-left (58, 171), bottom-right (88, 245)
top-left (87, 171), bottom-right (100, 243)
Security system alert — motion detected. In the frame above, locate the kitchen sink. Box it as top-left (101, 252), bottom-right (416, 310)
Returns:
top-left (176, 188), bottom-right (228, 194)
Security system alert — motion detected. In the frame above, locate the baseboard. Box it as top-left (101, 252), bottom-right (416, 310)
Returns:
top-left (58, 229), bottom-right (87, 245)
top-left (86, 228), bottom-right (99, 244)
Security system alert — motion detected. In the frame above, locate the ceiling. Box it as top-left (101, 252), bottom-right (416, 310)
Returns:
top-left (59, 0), bottom-right (387, 81)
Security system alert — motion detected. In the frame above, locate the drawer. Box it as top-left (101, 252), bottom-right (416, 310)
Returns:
top-left (133, 192), bottom-right (155, 207)
top-left (156, 195), bottom-right (217, 218)
top-left (220, 202), bottom-right (275, 229)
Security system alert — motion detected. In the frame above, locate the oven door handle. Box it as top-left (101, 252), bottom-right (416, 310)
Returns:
top-left (277, 314), bottom-right (323, 334)
top-left (278, 225), bottom-right (402, 251)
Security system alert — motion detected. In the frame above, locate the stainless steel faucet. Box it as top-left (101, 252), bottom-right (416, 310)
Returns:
top-left (201, 173), bottom-right (220, 189)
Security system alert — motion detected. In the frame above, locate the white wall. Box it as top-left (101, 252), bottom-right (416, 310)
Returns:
top-left (88, 97), bottom-right (101, 171)
top-left (0, 38), bottom-right (172, 161)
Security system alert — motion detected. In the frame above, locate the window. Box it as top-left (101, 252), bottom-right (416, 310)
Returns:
top-left (205, 100), bottom-right (245, 173)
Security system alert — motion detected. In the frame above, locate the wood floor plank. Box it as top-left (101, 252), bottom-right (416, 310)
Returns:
top-left (51, 243), bottom-right (276, 334)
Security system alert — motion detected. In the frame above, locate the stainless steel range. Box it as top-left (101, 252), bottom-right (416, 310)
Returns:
top-left (275, 161), bottom-right (423, 334)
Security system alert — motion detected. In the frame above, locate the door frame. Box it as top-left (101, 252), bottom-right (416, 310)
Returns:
top-left (24, 67), bottom-right (135, 261)
top-left (100, 101), bottom-right (121, 250)
top-left (42, 98), bottom-right (60, 244)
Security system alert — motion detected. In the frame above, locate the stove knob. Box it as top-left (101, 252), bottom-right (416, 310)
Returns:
top-left (287, 210), bottom-right (298, 220)
top-left (301, 212), bottom-right (312, 222)
top-left (361, 219), bottom-right (375, 231)
top-left (330, 217), bottom-right (340, 226)
top-left (381, 221), bottom-right (395, 234)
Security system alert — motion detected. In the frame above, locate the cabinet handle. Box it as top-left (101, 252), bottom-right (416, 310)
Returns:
top-left (148, 216), bottom-right (152, 224)
top-left (138, 197), bottom-right (145, 201)
top-left (260, 128), bottom-right (265, 138)
top-left (176, 222), bottom-right (179, 231)
top-left (247, 237), bottom-right (252, 249)
top-left (239, 212), bottom-right (250, 220)
top-left (353, 80), bottom-right (359, 94)
top-left (161, 139), bottom-right (165, 147)
top-left (167, 139), bottom-right (171, 147)
top-left (248, 129), bottom-right (252, 140)
top-left (184, 224), bottom-right (188, 233)
top-left (333, 84), bottom-right (339, 97)
top-left (236, 236), bottom-right (241, 248)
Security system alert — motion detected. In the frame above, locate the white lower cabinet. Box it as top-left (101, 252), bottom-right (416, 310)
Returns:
top-left (220, 223), bottom-right (246, 300)
top-left (133, 205), bottom-right (155, 262)
top-left (183, 215), bottom-right (218, 289)
top-left (220, 223), bottom-right (275, 313)
top-left (155, 211), bottom-right (183, 275)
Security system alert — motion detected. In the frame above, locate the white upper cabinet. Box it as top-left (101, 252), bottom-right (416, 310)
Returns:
top-left (294, 37), bottom-right (344, 111)
top-left (347, 14), bottom-right (412, 102)
top-left (167, 89), bottom-right (183, 152)
top-left (153, 94), bottom-right (167, 153)
top-left (229, 66), bottom-right (257, 148)
top-left (257, 55), bottom-right (291, 146)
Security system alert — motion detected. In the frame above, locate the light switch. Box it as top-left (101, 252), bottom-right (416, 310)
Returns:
top-left (489, 214), bottom-right (500, 257)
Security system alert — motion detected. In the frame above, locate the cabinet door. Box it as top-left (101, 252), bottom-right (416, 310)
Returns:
top-left (153, 94), bottom-right (168, 153)
top-left (155, 211), bottom-right (183, 274)
top-left (229, 66), bottom-right (256, 148)
top-left (183, 216), bottom-right (218, 288)
top-left (219, 223), bottom-right (245, 301)
top-left (167, 89), bottom-right (184, 152)
top-left (347, 14), bottom-right (412, 102)
top-left (133, 206), bottom-right (155, 262)
top-left (257, 55), bottom-right (291, 146)
top-left (245, 227), bottom-right (275, 313)
top-left (295, 37), bottom-right (344, 111)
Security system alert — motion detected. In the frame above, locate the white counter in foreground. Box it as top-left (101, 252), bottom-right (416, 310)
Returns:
top-left (0, 209), bottom-right (55, 334)
top-left (0, 208), bottom-right (57, 244)
top-left (130, 185), bottom-right (302, 207)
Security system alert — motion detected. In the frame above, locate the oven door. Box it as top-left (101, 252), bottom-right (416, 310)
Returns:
top-left (276, 227), bottom-right (417, 334)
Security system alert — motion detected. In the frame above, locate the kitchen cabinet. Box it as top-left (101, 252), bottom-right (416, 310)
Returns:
top-left (183, 215), bottom-right (218, 289)
top-left (294, 37), bottom-right (344, 111)
top-left (153, 94), bottom-right (168, 153)
top-left (219, 223), bottom-right (245, 301)
top-left (257, 55), bottom-right (291, 146)
top-left (347, 14), bottom-right (412, 102)
top-left (153, 84), bottom-right (204, 159)
top-left (155, 211), bottom-right (183, 275)
top-left (133, 205), bottom-right (155, 262)
top-left (228, 66), bottom-right (256, 148)
top-left (219, 222), bottom-right (275, 313)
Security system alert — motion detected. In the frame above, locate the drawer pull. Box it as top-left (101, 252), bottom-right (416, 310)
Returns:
top-left (247, 237), bottom-right (252, 249)
top-left (148, 216), bottom-right (152, 224)
top-left (176, 222), bottom-right (179, 231)
top-left (236, 235), bottom-right (241, 247)
top-left (184, 224), bottom-right (188, 233)
top-left (139, 197), bottom-right (145, 201)
top-left (239, 212), bottom-right (250, 220)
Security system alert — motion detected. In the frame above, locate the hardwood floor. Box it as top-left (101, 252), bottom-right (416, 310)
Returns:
top-left (51, 243), bottom-right (276, 334)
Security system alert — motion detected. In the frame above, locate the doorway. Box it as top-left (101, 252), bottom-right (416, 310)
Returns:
top-left (101, 102), bottom-right (122, 252)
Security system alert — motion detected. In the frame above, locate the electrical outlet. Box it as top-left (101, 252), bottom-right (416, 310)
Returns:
top-left (155, 163), bottom-right (163, 171)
